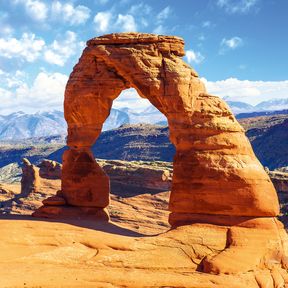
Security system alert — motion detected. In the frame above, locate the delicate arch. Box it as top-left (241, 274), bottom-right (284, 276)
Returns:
top-left (60, 33), bottom-right (279, 226)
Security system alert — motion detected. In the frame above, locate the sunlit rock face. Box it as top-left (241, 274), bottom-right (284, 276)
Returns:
top-left (33, 33), bottom-right (288, 277)
top-left (62, 32), bottom-right (279, 219)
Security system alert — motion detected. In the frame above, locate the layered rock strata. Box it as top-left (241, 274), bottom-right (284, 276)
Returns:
top-left (34, 32), bottom-right (288, 276)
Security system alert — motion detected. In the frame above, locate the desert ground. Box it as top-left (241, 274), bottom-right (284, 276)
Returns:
top-left (0, 176), bottom-right (287, 287)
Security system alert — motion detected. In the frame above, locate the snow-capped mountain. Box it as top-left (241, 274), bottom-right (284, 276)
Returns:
top-left (0, 111), bottom-right (67, 141)
top-left (225, 101), bottom-right (255, 114)
top-left (224, 98), bottom-right (288, 115)
top-left (254, 98), bottom-right (288, 111)
top-left (120, 105), bottom-right (167, 125)
top-left (103, 109), bottom-right (130, 131)
top-left (0, 109), bottom-right (131, 141)
top-left (1, 97), bottom-right (287, 141)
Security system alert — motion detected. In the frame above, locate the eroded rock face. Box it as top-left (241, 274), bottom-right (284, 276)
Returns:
top-left (33, 32), bottom-right (288, 277)
top-left (98, 159), bottom-right (172, 191)
top-left (38, 159), bottom-right (62, 179)
top-left (61, 32), bottom-right (279, 218)
top-left (21, 158), bottom-right (40, 195)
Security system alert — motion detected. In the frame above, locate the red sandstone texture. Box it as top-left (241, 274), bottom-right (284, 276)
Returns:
top-left (21, 158), bottom-right (40, 195)
top-left (33, 33), bottom-right (288, 278)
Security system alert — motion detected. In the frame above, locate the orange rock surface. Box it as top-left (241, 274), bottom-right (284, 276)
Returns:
top-left (33, 32), bottom-right (288, 278)
top-left (0, 218), bottom-right (287, 287)
top-left (21, 158), bottom-right (40, 196)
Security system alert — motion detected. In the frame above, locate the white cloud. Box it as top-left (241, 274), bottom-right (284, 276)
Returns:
top-left (0, 31), bottom-right (84, 66)
top-left (0, 33), bottom-right (45, 62)
top-left (0, 72), bottom-right (68, 114)
top-left (51, 1), bottom-right (91, 25)
top-left (94, 11), bottom-right (112, 33)
top-left (26, 0), bottom-right (48, 21)
top-left (116, 14), bottom-right (137, 32)
top-left (201, 77), bottom-right (288, 105)
top-left (112, 88), bottom-right (151, 113)
top-left (156, 6), bottom-right (171, 23)
top-left (93, 12), bottom-right (137, 33)
top-left (186, 50), bottom-right (205, 64)
top-left (220, 36), bottom-right (243, 54)
top-left (14, 0), bottom-right (48, 21)
top-left (217, 0), bottom-right (258, 14)
top-left (44, 31), bottom-right (84, 66)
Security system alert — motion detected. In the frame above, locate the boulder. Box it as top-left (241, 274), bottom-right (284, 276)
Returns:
top-left (38, 159), bottom-right (62, 179)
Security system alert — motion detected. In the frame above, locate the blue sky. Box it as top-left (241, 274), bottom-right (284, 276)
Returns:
top-left (0, 0), bottom-right (287, 114)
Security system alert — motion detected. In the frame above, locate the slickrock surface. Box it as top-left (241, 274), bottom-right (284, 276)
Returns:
top-left (0, 169), bottom-right (287, 286)
top-left (0, 218), bottom-right (287, 287)
top-left (0, 177), bottom-right (170, 235)
top-left (32, 32), bottom-right (288, 279)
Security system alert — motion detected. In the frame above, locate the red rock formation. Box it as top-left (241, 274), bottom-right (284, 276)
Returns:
top-left (38, 159), bottom-right (62, 179)
top-left (21, 158), bottom-right (40, 195)
top-left (33, 33), bottom-right (287, 276)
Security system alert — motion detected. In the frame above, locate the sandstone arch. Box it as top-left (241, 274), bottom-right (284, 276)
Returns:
top-left (63, 33), bottom-right (280, 223)
top-left (34, 33), bottom-right (288, 275)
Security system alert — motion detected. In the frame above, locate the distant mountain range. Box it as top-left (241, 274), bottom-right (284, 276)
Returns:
top-left (0, 106), bottom-right (166, 141)
top-left (0, 97), bottom-right (287, 141)
top-left (0, 111), bottom-right (66, 141)
top-left (225, 98), bottom-right (288, 114)
top-left (1, 114), bottom-right (287, 171)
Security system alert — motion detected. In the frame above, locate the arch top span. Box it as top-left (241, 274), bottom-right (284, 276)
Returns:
top-left (87, 32), bottom-right (185, 56)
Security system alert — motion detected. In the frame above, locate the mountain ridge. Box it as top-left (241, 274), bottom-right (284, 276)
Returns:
top-left (0, 97), bottom-right (287, 141)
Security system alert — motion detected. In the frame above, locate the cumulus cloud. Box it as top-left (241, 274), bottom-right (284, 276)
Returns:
top-left (0, 72), bottom-right (68, 114)
top-left (93, 11), bottom-right (137, 33)
top-left (201, 77), bottom-right (288, 105)
top-left (220, 36), bottom-right (243, 54)
top-left (51, 1), bottom-right (91, 25)
top-left (13, 0), bottom-right (90, 25)
top-left (44, 31), bottom-right (84, 66)
top-left (186, 50), bottom-right (205, 64)
top-left (14, 0), bottom-right (48, 21)
top-left (0, 33), bottom-right (45, 62)
top-left (25, 0), bottom-right (48, 21)
top-left (94, 11), bottom-right (112, 33)
top-left (217, 0), bottom-right (258, 14)
top-left (116, 14), bottom-right (137, 31)
top-left (0, 30), bottom-right (83, 66)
